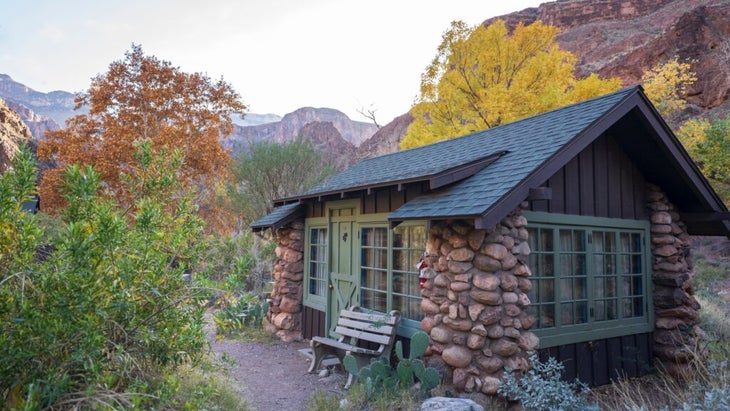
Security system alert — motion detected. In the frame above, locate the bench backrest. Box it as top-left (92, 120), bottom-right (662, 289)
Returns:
top-left (335, 306), bottom-right (401, 351)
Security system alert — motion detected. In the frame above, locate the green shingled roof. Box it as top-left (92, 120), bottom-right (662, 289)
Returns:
top-left (249, 202), bottom-right (302, 232)
top-left (388, 87), bottom-right (637, 220)
top-left (288, 87), bottom-right (637, 220)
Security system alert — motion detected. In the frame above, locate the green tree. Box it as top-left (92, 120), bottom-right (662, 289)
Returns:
top-left (401, 20), bottom-right (621, 149)
top-left (1, 143), bottom-right (208, 409)
top-left (693, 118), bottom-right (730, 205)
top-left (228, 139), bottom-right (336, 227)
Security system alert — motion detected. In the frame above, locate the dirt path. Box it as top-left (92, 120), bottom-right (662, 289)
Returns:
top-left (208, 329), bottom-right (347, 410)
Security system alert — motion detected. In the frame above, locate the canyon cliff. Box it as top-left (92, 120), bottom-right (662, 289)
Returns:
top-left (0, 98), bottom-right (34, 172)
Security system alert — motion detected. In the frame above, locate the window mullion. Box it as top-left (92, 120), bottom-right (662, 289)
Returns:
top-left (553, 228), bottom-right (561, 329)
top-left (587, 229), bottom-right (595, 327)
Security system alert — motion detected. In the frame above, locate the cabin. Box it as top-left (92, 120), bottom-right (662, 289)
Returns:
top-left (251, 86), bottom-right (730, 394)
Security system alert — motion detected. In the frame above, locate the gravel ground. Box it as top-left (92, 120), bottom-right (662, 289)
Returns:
top-left (208, 329), bottom-right (347, 410)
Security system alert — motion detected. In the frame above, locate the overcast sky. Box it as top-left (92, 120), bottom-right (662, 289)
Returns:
top-left (1, 0), bottom-right (544, 123)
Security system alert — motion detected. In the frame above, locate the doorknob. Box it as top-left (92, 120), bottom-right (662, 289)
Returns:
top-left (329, 284), bottom-right (334, 289)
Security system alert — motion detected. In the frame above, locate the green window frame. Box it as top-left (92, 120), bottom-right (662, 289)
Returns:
top-left (524, 211), bottom-right (653, 348)
top-left (358, 220), bottom-right (427, 338)
top-left (303, 218), bottom-right (328, 310)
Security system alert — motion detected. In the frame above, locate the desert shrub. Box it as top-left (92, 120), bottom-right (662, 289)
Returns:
top-left (213, 292), bottom-right (269, 337)
top-left (0, 143), bottom-right (209, 409)
top-left (498, 352), bottom-right (599, 411)
top-left (166, 362), bottom-right (251, 411)
top-left (197, 231), bottom-right (275, 296)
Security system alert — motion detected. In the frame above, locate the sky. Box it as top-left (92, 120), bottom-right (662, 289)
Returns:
top-left (1, 0), bottom-right (544, 123)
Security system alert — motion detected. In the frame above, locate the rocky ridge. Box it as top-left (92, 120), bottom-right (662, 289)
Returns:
top-left (0, 98), bottom-right (34, 172)
top-left (226, 106), bottom-right (377, 151)
top-left (0, 74), bottom-right (77, 128)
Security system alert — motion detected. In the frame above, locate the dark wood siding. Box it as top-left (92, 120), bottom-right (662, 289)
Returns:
top-left (303, 305), bottom-right (326, 340)
top-left (532, 133), bottom-right (653, 386)
top-left (307, 202), bottom-right (326, 218)
top-left (362, 184), bottom-right (427, 215)
top-left (539, 332), bottom-right (653, 386)
top-left (529, 133), bottom-right (647, 220)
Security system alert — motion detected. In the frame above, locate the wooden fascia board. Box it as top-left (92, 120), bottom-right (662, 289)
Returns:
top-left (476, 91), bottom-right (639, 229)
top-left (631, 93), bottom-right (730, 237)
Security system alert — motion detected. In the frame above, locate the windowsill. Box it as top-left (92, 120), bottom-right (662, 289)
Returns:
top-left (534, 319), bottom-right (653, 348)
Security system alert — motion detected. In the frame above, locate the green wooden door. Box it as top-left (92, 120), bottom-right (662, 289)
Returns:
top-left (327, 203), bottom-right (359, 336)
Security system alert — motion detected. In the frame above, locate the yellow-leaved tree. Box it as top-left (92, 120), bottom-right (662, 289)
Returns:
top-left (400, 20), bottom-right (622, 149)
top-left (644, 57), bottom-right (730, 205)
top-left (642, 56), bottom-right (697, 120)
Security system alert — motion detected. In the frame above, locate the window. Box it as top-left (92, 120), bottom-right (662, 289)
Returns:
top-left (309, 227), bottom-right (328, 298)
top-left (392, 224), bottom-right (426, 321)
top-left (359, 222), bottom-right (427, 336)
top-left (361, 227), bottom-right (388, 313)
top-left (525, 212), bottom-right (652, 347)
top-left (304, 223), bottom-right (328, 309)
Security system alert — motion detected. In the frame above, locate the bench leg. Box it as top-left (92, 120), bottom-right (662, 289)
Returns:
top-left (344, 371), bottom-right (355, 390)
top-left (343, 353), bottom-right (373, 390)
top-left (307, 340), bottom-right (327, 374)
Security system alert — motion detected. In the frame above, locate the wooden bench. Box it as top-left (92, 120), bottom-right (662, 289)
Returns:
top-left (307, 306), bottom-right (401, 388)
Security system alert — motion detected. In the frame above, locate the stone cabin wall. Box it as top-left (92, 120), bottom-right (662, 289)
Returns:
top-left (419, 204), bottom-right (538, 395)
top-left (264, 220), bottom-right (305, 342)
top-left (647, 183), bottom-right (702, 374)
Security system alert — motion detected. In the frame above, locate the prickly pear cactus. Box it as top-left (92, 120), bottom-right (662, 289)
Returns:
top-left (343, 332), bottom-right (441, 397)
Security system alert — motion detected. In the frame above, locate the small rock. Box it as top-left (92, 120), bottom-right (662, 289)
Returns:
top-left (318, 368), bottom-right (330, 378)
top-left (420, 397), bottom-right (485, 411)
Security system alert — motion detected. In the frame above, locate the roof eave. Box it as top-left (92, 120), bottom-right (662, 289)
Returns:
top-left (273, 151), bottom-right (508, 207)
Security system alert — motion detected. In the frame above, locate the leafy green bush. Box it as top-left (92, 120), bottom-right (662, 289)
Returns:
top-left (0, 143), bottom-right (209, 409)
top-left (498, 352), bottom-right (599, 411)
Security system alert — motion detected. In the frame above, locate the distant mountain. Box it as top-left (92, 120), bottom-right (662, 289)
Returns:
top-left (353, 113), bottom-right (413, 162)
top-left (0, 74), bottom-right (380, 171)
top-left (224, 107), bottom-right (379, 159)
top-left (233, 113), bottom-right (282, 127)
top-left (0, 74), bottom-right (79, 127)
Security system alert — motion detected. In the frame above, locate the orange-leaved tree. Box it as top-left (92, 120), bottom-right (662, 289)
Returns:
top-left (401, 20), bottom-right (622, 149)
top-left (38, 45), bottom-right (246, 231)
